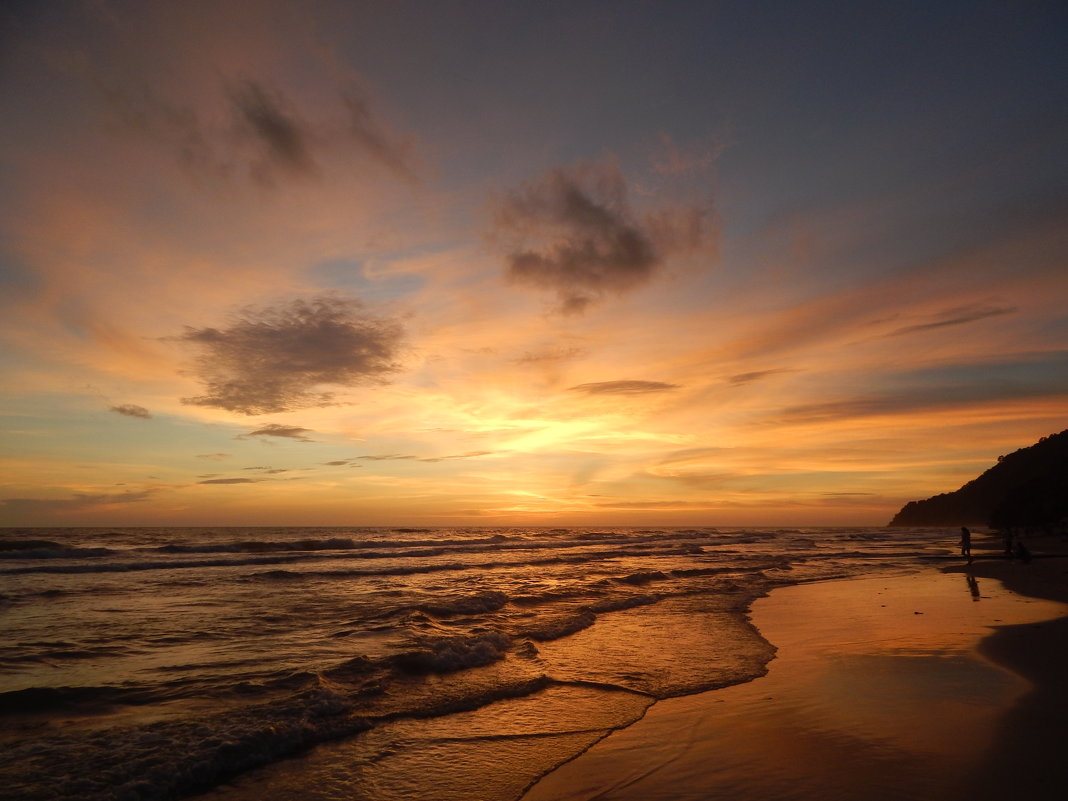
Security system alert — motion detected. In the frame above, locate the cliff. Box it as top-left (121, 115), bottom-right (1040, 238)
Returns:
top-left (888, 429), bottom-right (1068, 529)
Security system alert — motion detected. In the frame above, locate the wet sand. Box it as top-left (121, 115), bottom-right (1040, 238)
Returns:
top-left (523, 553), bottom-right (1068, 801)
top-left (946, 535), bottom-right (1068, 799)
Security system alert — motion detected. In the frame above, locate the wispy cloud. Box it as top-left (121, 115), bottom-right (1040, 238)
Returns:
top-left (511, 346), bottom-right (586, 364)
top-left (196, 453), bottom-right (231, 461)
top-left (240, 424), bottom-right (315, 442)
top-left (727, 369), bottom-right (795, 386)
top-left (1, 490), bottom-right (155, 513)
top-left (341, 91), bottom-right (418, 183)
top-left (352, 451), bottom-right (496, 463)
top-left (198, 477), bottom-right (262, 485)
top-left (493, 160), bottom-right (716, 313)
top-left (651, 133), bottom-right (723, 176)
top-left (110, 403), bottom-right (152, 419)
top-left (230, 80), bottom-right (315, 180)
top-left (177, 294), bottom-right (404, 414)
top-left (883, 305), bottom-right (1016, 338)
top-left (568, 380), bottom-right (680, 395)
top-left (421, 450), bottom-right (496, 463)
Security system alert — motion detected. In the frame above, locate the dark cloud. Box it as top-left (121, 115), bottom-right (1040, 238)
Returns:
top-left (885, 305), bottom-right (1016, 338)
top-left (355, 454), bottom-right (418, 461)
top-left (230, 81), bottom-right (314, 176)
top-left (323, 460), bottom-right (351, 466)
top-left (728, 369), bottom-right (794, 385)
top-left (240, 424), bottom-right (315, 442)
top-left (110, 403), bottom-right (151, 419)
top-left (177, 294), bottom-right (404, 415)
top-left (198, 478), bottom-right (262, 485)
top-left (1, 491), bottom-right (154, 513)
top-left (243, 466), bottom-right (289, 474)
top-left (103, 69), bottom-right (418, 188)
top-left (493, 161), bottom-right (716, 312)
top-left (568, 380), bottom-right (680, 396)
top-left (342, 92), bottom-right (418, 182)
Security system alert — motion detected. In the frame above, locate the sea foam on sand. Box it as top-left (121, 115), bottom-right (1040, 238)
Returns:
top-left (523, 570), bottom-right (1067, 801)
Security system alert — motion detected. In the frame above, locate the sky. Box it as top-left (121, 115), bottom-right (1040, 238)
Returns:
top-left (1, 0), bottom-right (1066, 528)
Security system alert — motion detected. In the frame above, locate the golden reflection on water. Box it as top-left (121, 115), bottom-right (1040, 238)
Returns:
top-left (524, 571), bottom-right (1068, 801)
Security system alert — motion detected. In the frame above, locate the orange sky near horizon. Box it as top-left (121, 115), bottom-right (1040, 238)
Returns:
top-left (1, 1), bottom-right (1066, 528)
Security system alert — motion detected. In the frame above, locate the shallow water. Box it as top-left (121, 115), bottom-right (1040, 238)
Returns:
top-left (523, 571), bottom-right (1068, 801)
top-left (0, 526), bottom-right (957, 800)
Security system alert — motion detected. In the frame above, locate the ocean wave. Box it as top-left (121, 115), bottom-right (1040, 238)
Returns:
top-left (587, 594), bottom-right (662, 614)
top-left (390, 631), bottom-right (513, 674)
top-left (521, 610), bottom-right (597, 641)
top-left (417, 590), bottom-right (510, 617)
top-left (0, 545), bottom-right (115, 560)
top-left (0, 553), bottom-right (318, 575)
top-left (156, 537), bottom-right (360, 554)
top-left (0, 684), bottom-right (154, 715)
top-left (0, 539), bottom-right (63, 551)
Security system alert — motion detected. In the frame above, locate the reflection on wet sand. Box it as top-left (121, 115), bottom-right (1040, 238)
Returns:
top-left (523, 571), bottom-right (1067, 801)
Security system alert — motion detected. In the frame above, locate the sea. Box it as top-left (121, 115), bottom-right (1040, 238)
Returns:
top-left (0, 525), bottom-right (957, 801)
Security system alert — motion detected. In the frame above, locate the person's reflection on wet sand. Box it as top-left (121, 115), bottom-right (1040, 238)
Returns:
top-left (965, 571), bottom-right (981, 601)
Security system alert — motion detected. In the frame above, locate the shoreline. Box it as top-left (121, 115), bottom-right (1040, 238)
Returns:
top-left (523, 549), bottom-right (1068, 801)
top-left (942, 533), bottom-right (1068, 799)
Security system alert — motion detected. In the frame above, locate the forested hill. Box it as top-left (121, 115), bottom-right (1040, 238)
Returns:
top-left (888, 430), bottom-right (1068, 528)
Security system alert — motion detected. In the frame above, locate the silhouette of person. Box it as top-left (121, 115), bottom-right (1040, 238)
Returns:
top-left (959, 526), bottom-right (972, 564)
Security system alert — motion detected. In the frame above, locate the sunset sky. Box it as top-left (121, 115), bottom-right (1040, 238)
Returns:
top-left (2, 0), bottom-right (1066, 528)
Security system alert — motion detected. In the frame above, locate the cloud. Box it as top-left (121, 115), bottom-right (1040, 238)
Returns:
top-left (341, 91), bottom-right (418, 183)
top-left (110, 403), bottom-right (152, 419)
top-left (198, 478), bottom-right (262, 485)
top-left (651, 133), bottom-right (723, 176)
top-left (511, 346), bottom-right (586, 364)
top-left (493, 161), bottom-right (716, 313)
top-left (594, 500), bottom-right (716, 509)
top-left (240, 424), bottom-right (315, 442)
top-left (1, 490), bottom-right (154, 513)
top-left (884, 305), bottom-right (1016, 338)
top-left (230, 80), bottom-right (315, 178)
top-left (177, 294), bottom-right (404, 414)
top-left (352, 451), bottom-right (495, 463)
top-left (728, 369), bottom-right (795, 385)
top-left (568, 380), bottom-right (680, 395)
top-left (323, 460), bottom-right (352, 466)
top-left (196, 453), bottom-right (231, 461)
top-left (421, 450), bottom-right (496, 463)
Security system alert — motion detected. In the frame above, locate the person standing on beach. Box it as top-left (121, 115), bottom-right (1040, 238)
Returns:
top-left (959, 526), bottom-right (972, 564)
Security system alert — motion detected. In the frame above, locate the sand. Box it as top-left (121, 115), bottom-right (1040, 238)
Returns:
top-left (946, 534), bottom-right (1068, 799)
top-left (523, 535), bottom-right (1068, 801)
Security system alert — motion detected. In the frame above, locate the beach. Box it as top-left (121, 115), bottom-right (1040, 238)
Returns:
top-left (523, 535), bottom-right (1068, 801)
top-left (2, 527), bottom-right (1067, 800)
